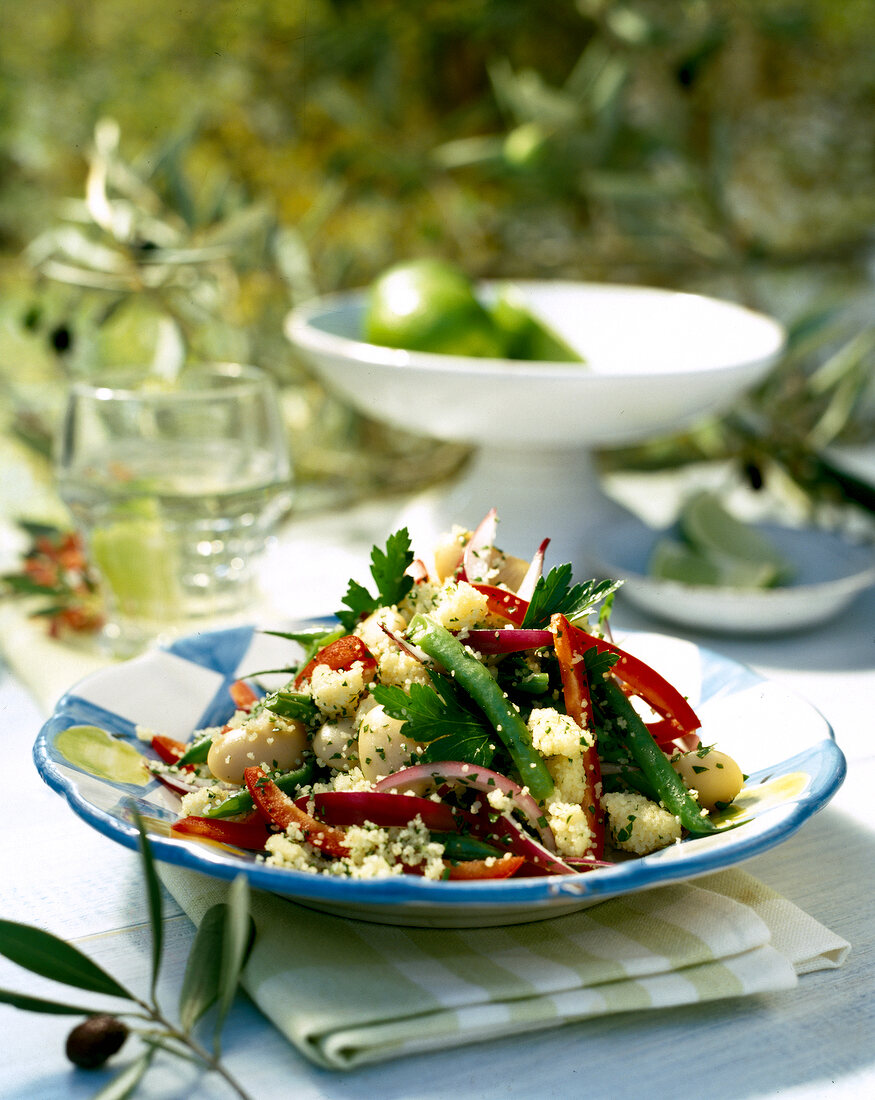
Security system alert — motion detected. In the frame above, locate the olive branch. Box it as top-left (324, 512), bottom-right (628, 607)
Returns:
top-left (0, 812), bottom-right (256, 1098)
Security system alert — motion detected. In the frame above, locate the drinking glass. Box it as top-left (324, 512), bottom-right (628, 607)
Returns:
top-left (55, 363), bottom-right (293, 656)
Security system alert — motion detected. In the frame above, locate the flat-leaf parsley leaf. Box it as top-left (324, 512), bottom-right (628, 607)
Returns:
top-left (337, 528), bottom-right (414, 630)
top-left (521, 564), bottom-right (622, 628)
top-left (372, 676), bottom-right (495, 767)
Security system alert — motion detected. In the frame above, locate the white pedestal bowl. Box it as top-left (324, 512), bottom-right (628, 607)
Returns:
top-left (286, 282), bottom-right (785, 564)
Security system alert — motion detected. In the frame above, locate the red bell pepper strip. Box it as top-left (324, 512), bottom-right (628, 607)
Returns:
top-left (170, 815), bottom-right (271, 851)
top-left (645, 717), bottom-right (701, 754)
top-left (444, 855), bottom-right (525, 880)
top-left (244, 767), bottom-right (350, 857)
top-left (151, 735), bottom-right (191, 767)
top-left (550, 614), bottom-right (605, 861)
top-left (568, 623), bottom-right (701, 737)
top-left (471, 583), bottom-right (528, 626)
top-left (229, 679), bottom-right (260, 711)
top-left (293, 635), bottom-right (378, 689)
top-left (401, 853), bottom-right (526, 879)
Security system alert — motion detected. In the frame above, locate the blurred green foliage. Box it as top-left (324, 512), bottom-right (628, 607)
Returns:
top-left (0, 0), bottom-right (873, 516)
top-left (3, 0), bottom-right (874, 285)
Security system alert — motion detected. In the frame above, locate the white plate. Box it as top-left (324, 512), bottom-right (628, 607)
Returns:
top-left (590, 512), bottom-right (875, 635)
top-left (34, 622), bottom-right (845, 927)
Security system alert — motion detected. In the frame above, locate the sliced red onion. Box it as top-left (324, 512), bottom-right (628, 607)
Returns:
top-left (295, 790), bottom-right (459, 832)
top-left (564, 856), bottom-right (615, 870)
top-left (379, 621), bottom-right (431, 665)
top-left (515, 538), bottom-right (550, 601)
top-left (374, 760), bottom-right (556, 851)
top-left (461, 508), bottom-right (498, 583)
top-left (460, 628), bottom-right (553, 654)
top-left (484, 813), bottom-right (577, 875)
top-left (405, 557), bottom-right (430, 584)
top-left (152, 771), bottom-right (212, 797)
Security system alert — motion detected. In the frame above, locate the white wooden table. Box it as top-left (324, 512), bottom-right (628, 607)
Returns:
top-left (2, 505), bottom-right (874, 1099)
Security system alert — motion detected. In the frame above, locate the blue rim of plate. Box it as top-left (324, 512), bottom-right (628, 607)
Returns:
top-left (33, 622), bottom-right (847, 912)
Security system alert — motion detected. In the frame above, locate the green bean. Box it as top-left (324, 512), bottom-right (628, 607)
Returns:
top-left (405, 614), bottom-right (554, 800)
top-left (261, 690), bottom-right (319, 725)
top-left (431, 833), bottom-right (505, 861)
top-left (176, 734), bottom-right (213, 766)
top-left (601, 679), bottom-right (716, 835)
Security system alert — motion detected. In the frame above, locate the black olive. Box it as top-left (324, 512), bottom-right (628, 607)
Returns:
top-left (743, 460), bottom-right (764, 491)
top-left (65, 1014), bottom-right (129, 1069)
top-left (49, 324), bottom-right (72, 353)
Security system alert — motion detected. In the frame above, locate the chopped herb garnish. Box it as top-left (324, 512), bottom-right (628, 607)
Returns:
top-left (617, 815), bottom-right (637, 843)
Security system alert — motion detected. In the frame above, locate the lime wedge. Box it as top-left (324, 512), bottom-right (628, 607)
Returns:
top-left (648, 537), bottom-right (780, 588)
top-left (678, 492), bottom-right (794, 585)
top-left (90, 515), bottom-right (181, 621)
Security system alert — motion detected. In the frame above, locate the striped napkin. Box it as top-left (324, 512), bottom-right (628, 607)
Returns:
top-left (158, 864), bottom-right (849, 1071)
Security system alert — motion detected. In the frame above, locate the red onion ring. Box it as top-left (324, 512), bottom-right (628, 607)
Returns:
top-left (374, 760), bottom-right (556, 851)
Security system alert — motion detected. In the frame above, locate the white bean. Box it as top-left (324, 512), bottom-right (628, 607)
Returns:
top-left (312, 718), bottom-right (359, 772)
top-left (207, 716), bottom-right (308, 785)
top-left (357, 703), bottom-right (426, 784)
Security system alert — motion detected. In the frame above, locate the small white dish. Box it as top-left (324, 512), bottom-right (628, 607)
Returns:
top-left (590, 512), bottom-right (875, 635)
top-left (34, 621), bottom-right (845, 927)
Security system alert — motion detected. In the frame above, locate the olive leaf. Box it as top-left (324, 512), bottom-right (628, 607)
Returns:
top-left (214, 875), bottom-right (254, 1052)
top-left (0, 988), bottom-right (107, 1016)
top-left (91, 1051), bottom-right (154, 1100)
top-left (132, 811), bottom-right (164, 1003)
top-left (178, 906), bottom-right (228, 1033)
top-left (177, 875), bottom-right (255, 1042)
top-left (0, 919), bottom-right (134, 1000)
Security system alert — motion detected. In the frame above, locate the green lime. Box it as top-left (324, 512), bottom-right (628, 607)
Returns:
top-left (648, 537), bottom-right (779, 588)
top-left (364, 258), bottom-right (507, 357)
top-left (678, 492), bottom-right (794, 585)
top-left (489, 283), bottom-right (584, 362)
